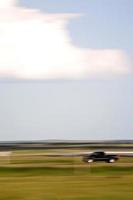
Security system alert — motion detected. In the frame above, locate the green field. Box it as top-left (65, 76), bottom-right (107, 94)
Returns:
top-left (0, 151), bottom-right (133, 200)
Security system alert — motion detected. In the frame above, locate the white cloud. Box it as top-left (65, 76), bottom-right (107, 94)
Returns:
top-left (0, 0), bottom-right (130, 79)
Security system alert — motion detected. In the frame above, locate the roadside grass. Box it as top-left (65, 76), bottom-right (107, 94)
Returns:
top-left (0, 152), bottom-right (133, 200)
top-left (0, 166), bottom-right (133, 200)
top-left (0, 165), bottom-right (133, 177)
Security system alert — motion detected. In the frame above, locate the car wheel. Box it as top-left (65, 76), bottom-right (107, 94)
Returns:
top-left (87, 159), bottom-right (93, 163)
top-left (108, 159), bottom-right (115, 163)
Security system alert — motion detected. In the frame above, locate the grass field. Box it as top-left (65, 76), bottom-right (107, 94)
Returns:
top-left (0, 150), bottom-right (133, 200)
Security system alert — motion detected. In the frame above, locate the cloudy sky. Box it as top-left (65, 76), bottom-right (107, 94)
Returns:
top-left (0, 0), bottom-right (133, 141)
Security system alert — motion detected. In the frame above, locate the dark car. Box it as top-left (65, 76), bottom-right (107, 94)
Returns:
top-left (83, 151), bottom-right (119, 163)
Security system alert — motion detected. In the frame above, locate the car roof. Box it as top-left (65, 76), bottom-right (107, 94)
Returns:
top-left (92, 151), bottom-right (105, 154)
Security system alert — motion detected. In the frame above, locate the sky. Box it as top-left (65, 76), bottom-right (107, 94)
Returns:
top-left (0, 0), bottom-right (133, 141)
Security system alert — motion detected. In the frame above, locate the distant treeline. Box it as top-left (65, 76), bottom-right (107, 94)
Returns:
top-left (0, 140), bottom-right (133, 151)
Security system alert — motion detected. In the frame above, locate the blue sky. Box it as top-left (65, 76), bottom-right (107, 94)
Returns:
top-left (0, 78), bottom-right (133, 141)
top-left (20, 0), bottom-right (133, 52)
top-left (0, 0), bottom-right (132, 141)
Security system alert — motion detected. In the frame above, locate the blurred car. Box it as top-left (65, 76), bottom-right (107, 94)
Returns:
top-left (83, 151), bottom-right (119, 163)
